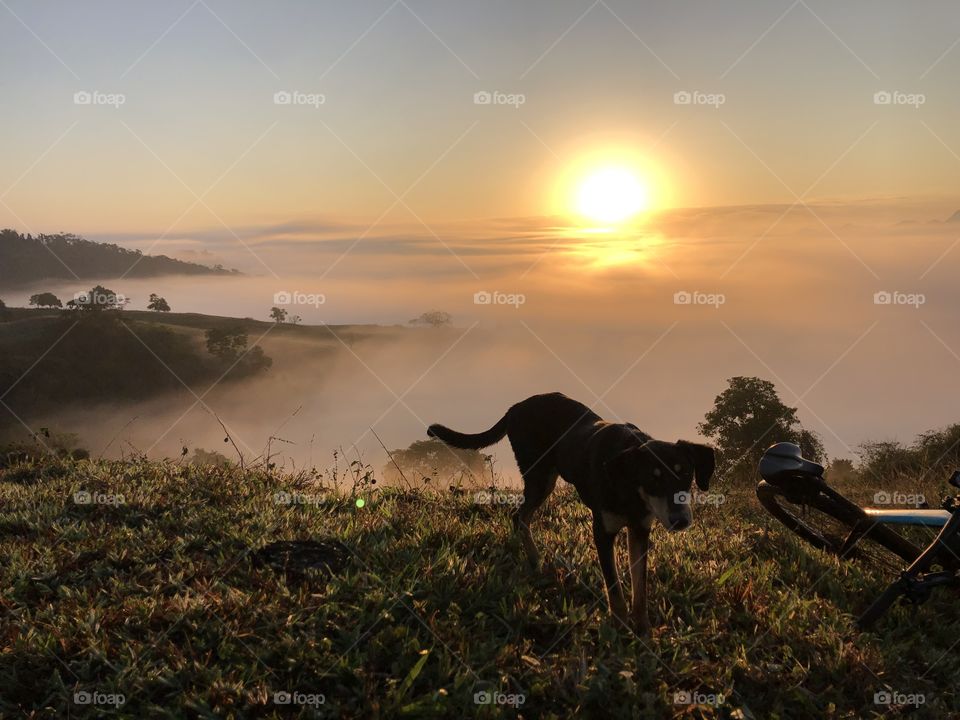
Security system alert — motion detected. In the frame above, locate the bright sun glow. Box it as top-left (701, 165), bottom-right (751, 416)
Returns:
top-left (575, 167), bottom-right (650, 224)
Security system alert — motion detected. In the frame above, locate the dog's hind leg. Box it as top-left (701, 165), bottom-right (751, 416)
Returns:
top-left (512, 467), bottom-right (558, 570)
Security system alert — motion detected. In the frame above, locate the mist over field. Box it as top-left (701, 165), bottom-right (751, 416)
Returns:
top-left (8, 198), bottom-right (959, 477)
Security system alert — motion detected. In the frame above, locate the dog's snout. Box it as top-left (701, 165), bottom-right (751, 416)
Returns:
top-left (667, 514), bottom-right (691, 531)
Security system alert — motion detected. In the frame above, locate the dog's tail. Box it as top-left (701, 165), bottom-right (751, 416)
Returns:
top-left (427, 413), bottom-right (510, 450)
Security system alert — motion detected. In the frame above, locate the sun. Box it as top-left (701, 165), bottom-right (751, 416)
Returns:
top-left (575, 166), bottom-right (651, 225)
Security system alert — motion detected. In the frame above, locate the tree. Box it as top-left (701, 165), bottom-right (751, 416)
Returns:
top-left (857, 423), bottom-right (960, 485)
top-left (205, 325), bottom-right (272, 376)
top-left (206, 326), bottom-right (248, 361)
top-left (856, 439), bottom-right (920, 486)
top-left (147, 293), bottom-right (171, 312)
top-left (828, 458), bottom-right (855, 474)
top-left (698, 376), bottom-right (825, 484)
top-left (68, 285), bottom-right (127, 312)
top-left (0, 298), bottom-right (7, 320)
top-left (189, 447), bottom-right (232, 467)
top-left (270, 306), bottom-right (288, 324)
top-left (383, 439), bottom-right (491, 486)
top-left (409, 311), bottom-right (452, 328)
top-left (826, 458), bottom-right (856, 483)
top-left (915, 424), bottom-right (960, 475)
top-left (28, 292), bottom-right (62, 308)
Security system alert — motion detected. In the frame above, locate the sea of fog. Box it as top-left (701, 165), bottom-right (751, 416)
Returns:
top-left (7, 203), bottom-right (960, 479)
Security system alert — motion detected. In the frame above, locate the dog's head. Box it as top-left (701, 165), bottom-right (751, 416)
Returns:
top-left (606, 439), bottom-right (715, 532)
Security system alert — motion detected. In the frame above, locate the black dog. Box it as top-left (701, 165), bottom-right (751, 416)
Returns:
top-left (428, 392), bottom-right (714, 633)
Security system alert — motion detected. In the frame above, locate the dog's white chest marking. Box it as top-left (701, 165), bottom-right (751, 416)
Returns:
top-left (601, 511), bottom-right (627, 532)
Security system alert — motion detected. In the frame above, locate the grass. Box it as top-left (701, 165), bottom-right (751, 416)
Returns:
top-left (2, 455), bottom-right (959, 718)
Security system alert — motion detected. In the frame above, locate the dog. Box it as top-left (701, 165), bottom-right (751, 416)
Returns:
top-left (428, 392), bottom-right (714, 634)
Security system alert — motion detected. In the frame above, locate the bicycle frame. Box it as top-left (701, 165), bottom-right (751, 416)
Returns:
top-left (839, 508), bottom-right (951, 560)
top-left (861, 508), bottom-right (952, 526)
top-left (758, 446), bottom-right (960, 628)
top-left (858, 507), bottom-right (960, 628)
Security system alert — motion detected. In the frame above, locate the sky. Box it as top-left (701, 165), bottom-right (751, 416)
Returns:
top-left (2, 0), bottom-right (960, 234)
top-left (2, 1), bottom-right (960, 466)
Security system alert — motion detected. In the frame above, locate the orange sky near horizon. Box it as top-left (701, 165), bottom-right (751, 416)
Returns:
top-left (1, 1), bottom-right (959, 240)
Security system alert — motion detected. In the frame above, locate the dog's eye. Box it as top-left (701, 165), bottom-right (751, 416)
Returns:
top-left (673, 463), bottom-right (682, 472)
top-left (652, 467), bottom-right (662, 477)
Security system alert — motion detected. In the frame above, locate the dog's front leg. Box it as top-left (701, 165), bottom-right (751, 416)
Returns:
top-left (592, 515), bottom-right (628, 624)
top-left (627, 526), bottom-right (651, 635)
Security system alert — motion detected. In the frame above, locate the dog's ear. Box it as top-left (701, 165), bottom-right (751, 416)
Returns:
top-left (677, 440), bottom-right (715, 490)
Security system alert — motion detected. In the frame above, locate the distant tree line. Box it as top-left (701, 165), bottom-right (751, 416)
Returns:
top-left (856, 426), bottom-right (960, 486)
top-left (0, 229), bottom-right (240, 284)
top-left (24, 288), bottom-right (171, 313)
top-left (409, 311), bottom-right (452, 327)
top-left (64, 285), bottom-right (129, 311)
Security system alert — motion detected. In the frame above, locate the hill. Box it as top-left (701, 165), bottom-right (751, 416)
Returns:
top-left (0, 307), bottom-right (409, 439)
top-left (1, 455), bottom-right (958, 717)
top-left (0, 309), bottom-right (271, 435)
top-left (0, 229), bottom-right (239, 286)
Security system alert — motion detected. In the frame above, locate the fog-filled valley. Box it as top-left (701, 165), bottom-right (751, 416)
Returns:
top-left (4, 200), bottom-right (960, 481)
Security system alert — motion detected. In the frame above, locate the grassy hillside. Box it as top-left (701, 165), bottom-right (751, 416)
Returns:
top-left (2, 456), bottom-right (959, 718)
top-left (0, 309), bottom-right (411, 439)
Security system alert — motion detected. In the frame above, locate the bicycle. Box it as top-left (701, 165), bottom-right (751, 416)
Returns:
top-left (755, 442), bottom-right (960, 628)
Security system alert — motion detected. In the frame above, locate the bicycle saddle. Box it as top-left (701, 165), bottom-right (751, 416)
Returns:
top-left (759, 442), bottom-right (824, 481)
